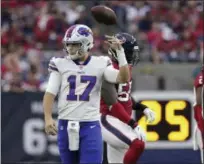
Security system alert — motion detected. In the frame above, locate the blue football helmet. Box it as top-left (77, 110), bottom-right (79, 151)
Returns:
top-left (108, 33), bottom-right (140, 66)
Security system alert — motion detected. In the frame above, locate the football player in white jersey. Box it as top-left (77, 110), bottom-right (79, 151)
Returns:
top-left (43, 24), bottom-right (130, 164)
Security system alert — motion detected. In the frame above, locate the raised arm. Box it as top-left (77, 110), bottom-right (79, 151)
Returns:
top-left (103, 35), bottom-right (130, 83)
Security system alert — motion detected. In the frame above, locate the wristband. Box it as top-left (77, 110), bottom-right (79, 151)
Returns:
top-left (116, 48), bottom-right (128, 67)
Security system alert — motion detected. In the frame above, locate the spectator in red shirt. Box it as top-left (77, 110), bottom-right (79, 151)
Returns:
top-left (34, 2), bottom-right (56, 43)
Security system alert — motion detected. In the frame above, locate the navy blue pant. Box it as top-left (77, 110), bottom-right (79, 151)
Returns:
top-left (57, 119), bottom-right (103, 164)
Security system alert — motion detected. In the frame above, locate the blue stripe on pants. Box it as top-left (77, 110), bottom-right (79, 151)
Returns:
top-left (101, 115), bottom-right (132, 146)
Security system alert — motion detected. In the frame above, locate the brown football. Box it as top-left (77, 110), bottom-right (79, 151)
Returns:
top-left (91, 5), bottom-right (117, 25)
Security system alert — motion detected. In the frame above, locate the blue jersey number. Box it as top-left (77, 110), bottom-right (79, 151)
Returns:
top-left (67, 75), bottom-right (96, 101)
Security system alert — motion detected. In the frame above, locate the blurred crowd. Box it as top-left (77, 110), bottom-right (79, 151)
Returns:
top-left (1, 0), bottom-right (203, 92)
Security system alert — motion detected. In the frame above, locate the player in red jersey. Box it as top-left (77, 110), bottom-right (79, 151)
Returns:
top-left (193, 69), bottom-right (204, 163)
top-left (100, 33), bottom-right (155, 164)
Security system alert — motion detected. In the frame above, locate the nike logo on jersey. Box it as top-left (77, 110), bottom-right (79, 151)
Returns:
top-left (90, 125), bottom-right (96, 129)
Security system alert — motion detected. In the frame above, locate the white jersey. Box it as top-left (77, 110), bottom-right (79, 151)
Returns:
top-left (48, 55), bottom-right (113, 121)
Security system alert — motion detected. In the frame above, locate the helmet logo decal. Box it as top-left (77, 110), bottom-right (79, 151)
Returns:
top-left (78, 27), bottom-right (92, 37)
top-left (66, 25), bottom-right (76, 38)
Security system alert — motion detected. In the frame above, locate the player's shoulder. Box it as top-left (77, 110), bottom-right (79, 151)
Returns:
top-left (50, 56), bottom-right (66, 63)
top-left (91, 55), bottom-right (110, 61)
top-left (91, 55), bottom-right (112, 66)
top-left (48, 56), bottom-right (66, 73)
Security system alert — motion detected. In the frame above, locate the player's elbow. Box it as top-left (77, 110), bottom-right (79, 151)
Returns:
top-left (118, 66), bottom-right (130, 83)
top-left (117, 74), bottom-right (129, 83)
top-left (43, 92), bottom-right (55, 106)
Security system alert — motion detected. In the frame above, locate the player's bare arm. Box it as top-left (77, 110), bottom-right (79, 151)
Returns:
top-left (43, 71), bottom-right (61, 136)
top-left (101, 80), bottom-right (118, 106)
top-left (43, 92), bottom-right (57, 135)
top-left (104, 35), bottom-right (130, 83)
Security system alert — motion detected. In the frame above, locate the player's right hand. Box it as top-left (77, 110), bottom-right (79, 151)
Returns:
top-left (45, 118), bottom-right (57, 136)
top-left (105, 35), bottom-right (124, 51)
top-left (133, 125), bottom-right (146, 142)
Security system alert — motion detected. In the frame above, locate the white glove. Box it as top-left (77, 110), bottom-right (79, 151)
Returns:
top-left (143, 108), bottom-right (155, 123)
top-left (133, 125), bottom-right (146, 142)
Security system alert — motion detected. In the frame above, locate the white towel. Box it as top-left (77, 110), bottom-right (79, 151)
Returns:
top-left (67, 121), bottom-right (80, 151)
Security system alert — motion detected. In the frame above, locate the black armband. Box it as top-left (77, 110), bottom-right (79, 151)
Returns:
top-left (133, 102), bottom-right (147, 111)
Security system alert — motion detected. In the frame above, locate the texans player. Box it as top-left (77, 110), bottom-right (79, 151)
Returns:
top-left (100, 33), bottom-right (155, 164)
top-left (43, 24), bottom-right (130, 164)
top-left (193, 68), bottom-right (204, 164)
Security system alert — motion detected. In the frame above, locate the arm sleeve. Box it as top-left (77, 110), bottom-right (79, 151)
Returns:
top-left (46, 71), bottom-right (61, 96)
top-left (131, 97), bottom-right (148, 111)
top-left (103, 65), bottom-right (119, 83)
top-left (101, 80), bottom-right (118, 105)
top-left (48, 57), bottom-right (59, 73)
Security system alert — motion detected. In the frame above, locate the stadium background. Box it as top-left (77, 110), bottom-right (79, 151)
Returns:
top-left (1, 0), bottom-right (203, 163)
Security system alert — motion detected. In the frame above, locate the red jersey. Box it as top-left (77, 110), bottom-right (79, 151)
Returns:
top-left (100, 61), bottom-right (133, 116)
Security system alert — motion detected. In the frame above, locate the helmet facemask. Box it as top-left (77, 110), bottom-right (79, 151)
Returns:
top-left (63, 41), bottom-right (85, 60)
top-left (131, 45), bottom-right (140, 66)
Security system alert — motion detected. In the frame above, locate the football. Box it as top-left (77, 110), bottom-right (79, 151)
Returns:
top-left (91, 5), bottom-right (117, 25)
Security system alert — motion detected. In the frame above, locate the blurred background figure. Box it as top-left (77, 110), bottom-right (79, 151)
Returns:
top-left (1, 1), bottom-right (203, 91)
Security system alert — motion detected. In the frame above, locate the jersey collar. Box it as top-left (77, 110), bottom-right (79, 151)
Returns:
top-left (73, 56), bottom-right (91, 66)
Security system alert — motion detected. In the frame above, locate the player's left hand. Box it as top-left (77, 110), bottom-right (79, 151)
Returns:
top-left (45, 118), bottom-right (57, 136)
top-left (105, 35), bottom-right (124, 51)
top-left (143, 108), bottom-right (155, 123)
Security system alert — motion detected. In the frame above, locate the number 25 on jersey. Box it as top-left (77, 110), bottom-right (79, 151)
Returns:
top-left (67, 75), bottom-right (96, 101)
